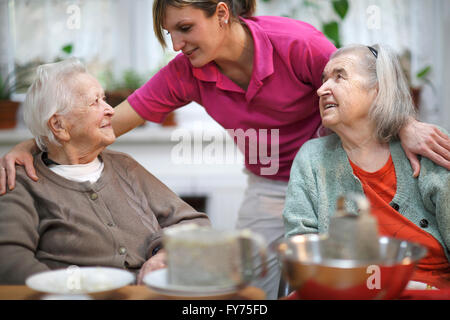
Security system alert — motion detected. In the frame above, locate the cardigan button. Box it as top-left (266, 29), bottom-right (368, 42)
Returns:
top-left (90, 192), bottom-right (98, 200)
top-left (391, 203), bottom-right (400, 211)
top-left (419, 219), bottom-right (429, 228)
top-left (118, 247), bottom-right (127, 255)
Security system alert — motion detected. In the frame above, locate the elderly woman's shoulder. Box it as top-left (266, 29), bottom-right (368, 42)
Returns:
top-left (301, 133), bottom-right (341, 153)
top-left (419, 125), bottom-right (449, 172)
top-left (101, 149), bottom-right (138, 165)
top-left (14, 163), bottom-right (31, 183)
top-left (294, 134), bottom-right (341, 163)
top-left (419, 126), bottom-right (450, 175)
top-left (6, 157), bottom-right (41, 192)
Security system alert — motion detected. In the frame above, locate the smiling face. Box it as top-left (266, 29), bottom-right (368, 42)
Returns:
top-left (163, 5), bottom-right (226, 67)
top-left (64, 73), bottom-right (116, 152)
top-left (317, 53), bottom-right (378, 132)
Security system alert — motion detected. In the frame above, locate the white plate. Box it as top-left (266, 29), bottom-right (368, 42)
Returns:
top-left (25, 267), bottom-right (135, 295)
top-left (143, 269), bottom-right (239, 298)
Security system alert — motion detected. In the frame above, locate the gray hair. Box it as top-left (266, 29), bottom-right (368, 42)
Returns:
top-left (331, 44), bottom-right (416, 142)
top-left (23, 58), bottom-right (87, 151)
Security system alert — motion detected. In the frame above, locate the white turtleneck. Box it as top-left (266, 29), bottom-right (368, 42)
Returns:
top-left (48, 157), bottom-right (104, 184)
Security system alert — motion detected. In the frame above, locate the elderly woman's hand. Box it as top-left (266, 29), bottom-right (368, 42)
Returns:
top-left (0, 139), bottom-right (39, 195)
top-left (137, 250), bottom-right (167, 284)
top-left (399, 119), bottom-right (450, 177)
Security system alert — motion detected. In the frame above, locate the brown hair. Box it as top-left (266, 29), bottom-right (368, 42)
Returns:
top-left (153, 0), bottom-right (256, 47)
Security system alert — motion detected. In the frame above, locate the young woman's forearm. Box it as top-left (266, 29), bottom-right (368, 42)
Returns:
top-left (111, 100), bottom-right (146, 137)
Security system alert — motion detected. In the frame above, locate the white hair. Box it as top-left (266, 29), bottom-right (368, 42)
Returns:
top-left (331, 44), bottom-right (416, 142)
top-left (23, 58), bottom-right (87, 151)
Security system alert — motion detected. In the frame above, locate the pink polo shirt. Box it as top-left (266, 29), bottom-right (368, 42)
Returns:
top-left (128, 16), bottom-right (336, 181)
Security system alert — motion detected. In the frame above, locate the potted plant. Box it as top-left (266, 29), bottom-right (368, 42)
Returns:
top-left (103, 69), bottom-right (144, 107)
top-left (320, 0), bottom-right (349, 49)
top-left (0, 70), bottom-right (29, 129)
top-left (102, 69), bottom-right (177, 127)
top-left (261, 0), bottom-right (350, 48)
top-left (399, 49), bottom-right (434, 111)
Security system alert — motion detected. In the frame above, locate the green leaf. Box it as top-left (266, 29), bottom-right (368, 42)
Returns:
top-left (302, 0), bottom-right (321, 10)
top-left (61, 44), bottom-right (73, 55)
top-left (122, 69), bottom-right (144, 90)
top-left (0, 75), bottom-right (7, 99)
top-left (416, 66), bottom-right (431, 79)
top-left (323, 21), bottom-right (341, 48)
top-left (332, 0), bottom-right (349, 20)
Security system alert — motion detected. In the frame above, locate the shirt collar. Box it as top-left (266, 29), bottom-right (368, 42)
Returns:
top-left (42, 152), bottom-right (60, 166)
top-left (192, 16), bottom-right (274, 90)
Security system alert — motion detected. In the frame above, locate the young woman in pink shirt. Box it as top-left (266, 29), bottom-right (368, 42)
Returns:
top-left (1, 0), bottom-right (449, 299)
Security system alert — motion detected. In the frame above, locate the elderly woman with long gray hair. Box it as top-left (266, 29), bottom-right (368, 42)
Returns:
top-left (283, 44), bottom-right (450, 289)
top-left (0, 59), bottom-right (209, 285)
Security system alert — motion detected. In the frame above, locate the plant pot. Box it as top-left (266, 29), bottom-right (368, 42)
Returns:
top-left (0, 100), bottom-right (20, 129)
top-left (410, 87), bottom-right (421, 111)
top-left (105, 89), bottom-right (135, 108)
top-left (105, 89), bottom-right (177, 127)
top-left (161, 112), bottom-right (177, 127)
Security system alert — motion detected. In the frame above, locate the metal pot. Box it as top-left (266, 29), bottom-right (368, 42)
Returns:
top-left (277, 234), bottom-right (427, 300)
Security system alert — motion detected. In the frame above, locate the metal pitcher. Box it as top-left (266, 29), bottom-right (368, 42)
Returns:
top-left (324, 193), bottom-right (380, 260)
top-left (163, 224), bottom-right (268, 288)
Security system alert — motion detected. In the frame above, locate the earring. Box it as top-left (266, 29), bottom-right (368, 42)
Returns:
top-left (225, 19), bottom-right (228, 24)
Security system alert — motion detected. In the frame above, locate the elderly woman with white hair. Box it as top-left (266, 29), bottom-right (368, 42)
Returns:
top-left (0, 58), bottom-right (209, 284)
top-left (283, 44), bottom-right (450, 289)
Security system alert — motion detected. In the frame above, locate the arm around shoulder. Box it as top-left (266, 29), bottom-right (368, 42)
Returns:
top-left (111, 99), bottom-right (145, 137)
top-left (0, 138), bottom-right (39, 194)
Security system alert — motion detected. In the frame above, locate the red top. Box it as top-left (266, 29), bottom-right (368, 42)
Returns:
top-left (128, 16), bottom-right (336, 181)
top-left (350, 155), bottom-right (450, 289)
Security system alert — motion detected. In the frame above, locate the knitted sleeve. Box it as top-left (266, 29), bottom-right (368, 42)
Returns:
top-left (283, 142), bottom-right (320, 237)
top-left (0, 173), bottom-right (51, 284)
top-left (418, 157), bottom-right (450, 253)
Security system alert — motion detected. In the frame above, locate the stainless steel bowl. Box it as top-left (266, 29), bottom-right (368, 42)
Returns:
top-left (277, 234), bottom-right (427, 300)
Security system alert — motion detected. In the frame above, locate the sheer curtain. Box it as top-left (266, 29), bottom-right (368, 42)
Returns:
top-left (2, 0), bottom-right (449, 130)
top-left (0, 0), bottom-right (14, 79)
top-left (11, 1), bottom-right (116, 67)
top-left (257, 0), bottom-right (450, 130)
top-left (5, 0), bottom-right (168, 85)
top-left (340, 0), bottom-right (449, 130)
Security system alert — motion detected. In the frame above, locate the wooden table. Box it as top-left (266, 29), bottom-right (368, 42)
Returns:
top-left (0, 285), bottom-right (265, 300)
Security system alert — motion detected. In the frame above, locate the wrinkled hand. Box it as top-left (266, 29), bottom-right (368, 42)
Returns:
top-left (137, 250), bottom-right (167, 285)
top-left (0, 139), bottom-right (39, 195)
top-left (399, 119), bottom-right (450, 177)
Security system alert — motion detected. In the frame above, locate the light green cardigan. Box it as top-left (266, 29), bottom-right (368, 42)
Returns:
top-left (283, 133), bottom-right (450, 261)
